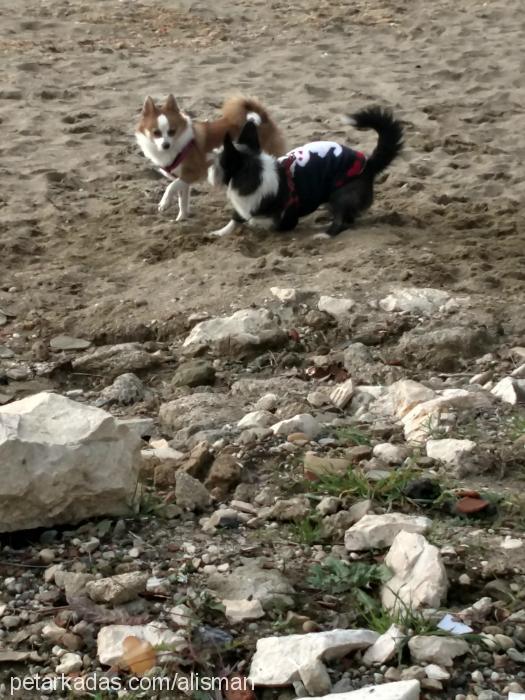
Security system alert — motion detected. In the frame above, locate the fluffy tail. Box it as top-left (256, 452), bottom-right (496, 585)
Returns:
top-left (346, 106), bottom-right (403, 176)
top-left (221, 96), bottom-right (286, 156)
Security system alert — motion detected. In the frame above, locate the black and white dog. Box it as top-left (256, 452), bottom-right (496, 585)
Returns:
top-left (208, 106), bottom-right (403, 238)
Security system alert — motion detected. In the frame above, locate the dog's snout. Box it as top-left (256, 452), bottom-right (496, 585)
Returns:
top-left (162, 142), bottom-right (170, 150)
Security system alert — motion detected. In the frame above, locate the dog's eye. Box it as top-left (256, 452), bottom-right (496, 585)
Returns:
top-left (167, 129), bottom-right (175, 137)
top-left (153, 129), bottom-right (162, 138)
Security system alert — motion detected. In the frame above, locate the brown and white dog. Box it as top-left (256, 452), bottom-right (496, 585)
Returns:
top-left (135, 94), bottom-right (285, 235)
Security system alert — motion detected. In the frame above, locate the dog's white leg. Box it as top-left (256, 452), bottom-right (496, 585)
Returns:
top-left (158, 179), bottom-right (182, 213)
top-left (209, 219), bottom-right (238, 237)
top-left (176, 182), bottom-right (191, 221)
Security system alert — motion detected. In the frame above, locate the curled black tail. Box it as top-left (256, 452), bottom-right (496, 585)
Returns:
top-left (347, 106), bottom-right (403, 176)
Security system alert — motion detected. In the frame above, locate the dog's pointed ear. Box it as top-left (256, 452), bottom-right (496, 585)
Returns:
top-left (238, 120), bottom-right (260, 152)
top-left (164, 94), bottom-right (179, 112)
top-left (142, 96), bottom-right (157, 116)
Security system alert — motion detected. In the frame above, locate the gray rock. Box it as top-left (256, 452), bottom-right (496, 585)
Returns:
top-left (207, 559), bottom-right (295, 610)
top-left (304, 681), bottom-right (421, 700)
top-left (86, 572), bottom-right (148, 606)
top-left (183, 308), bottom-right (286, 356)
top-left (50, 335), bottom-right (91, 351)
top-left (159, 392), bottom-right (243, 435)
top-left (97, 373), bottom-right (151, 407)
top-left (396, 325), bottom-right (494, 371)
top-left (408, 635), bottom-right (469, 666)
top-left (381, 531), bottom-right (448, 612)
top-left (318, 295), bottom-right (355, 318)
top-left (72, 343), bottom-right (161, 378)
top-left (345, 513), bottom-right (432, 551)
top-left (0, 345), bottom-right (15, 359)
top-left (0, 393), bottom-right (140, 532)
top-left (172, 360), bottom-right (215, 387)
top-left (175, 472), bottom-right (211, 511)
top-left (248, 628), bottom-right (378, 686)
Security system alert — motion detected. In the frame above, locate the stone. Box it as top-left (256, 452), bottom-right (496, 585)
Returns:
top-left (0, 393), bottom-right (140, 532)
top-left (175, 472), bottom-right (211, 511)
top-left (50, 335), bottom-right (91, 351)
top-left (303, 452), bottom-right (350, 479)
top-left (382, 531), bottom-right (447, 612)
top-left (183, 308), bottom-right (286, 355)
top-left (299, 659), bottom-right (332, 695)
top-left (347, 499), bottom-right (373, 523)
top-left (97, 623), bottom-right (186, 666)
top-left (425, 664), bottom-right (450, 680)
top-left (271, 414), bottom-right (321, 439)
top-left (72, 342), bottom-right (161, 378)
top-left (248, 629), bottom-right (378, 687)
top-left (178, 441), bottom-right (213, 479)
top-left (271, 287), bottom-right (299, 304)
top-left (159, 392), bottom-right (243, 438)
top-left (55, 571), bottom-right (94, 598)
top-left (171, 360), bottom-right (215, 387)
top-left (345, 445), bottom-right (373, 461)
top-left (408, 635), bottom-right (469, 667)
top-left (330, 379), bottom-right (355, 409)
top-left (426, 438), bottom-right (476, 466)
top-left (202, 507), bottom-right (245, 531)
top-left (143, 438), bottom-right (184, 463)
top-left (223, 598), bottom-right (265, 623)
top-left (317, 497), bottom-right (341, 516)
top-left (344, 513), bottom-right (432, 551)
top-left (363, 624), bottom-right (405, 665)
top-left (389, 380), bottom-right (437, 418)
top-left (401, 389), bottom-right (492, 442)
top-left (511, 363), bottom-right (525, 378)
top-left (204, 454), bottom-right (242, 495)
top-left (305, 682), bottom-right (420, 700)
top-left (265, 497), bottom-right (310, 522)
top-left (379, 287), bottom-right (452, 315)
top-left (208, 560), bottom-right (294, 610)
top-left (97, 373), bottom-right (150, 407)
top-left (396, 326), bottom-right (494, 371)
top-left (117, 417), bottom-right (155, 440)
top-left (237, 410), bottom-right (275, 429)
top-left (0, 345), bottom-right (15, 359)
top-left (56, 652), bottom-right (83, 674)
top-left (255, 393), bottom-right (279, 411)
top-left (372, 443), bottom-right (408, 465)
top-left (491, 377), bottom-right (525, 405)
top-left (42, 622), bottom-right (83, 651)
top-left (343, 343), bottom-right (387, 384)
top-left (318, 295), bottom-right (355, 317)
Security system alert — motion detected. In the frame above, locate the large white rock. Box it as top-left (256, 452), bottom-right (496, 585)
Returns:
top-left (408, 635), bottom-right (469, 667)
top-left (426, 438), bottom-right (476, 466)
top-left (330, 379), bottom-right (355, 409)
top-left (249, 629), bottom-right (378, 686)
top-left (318, 295), bottom-right (355, 317)
top-left (223, 598), bottom-right (265, 624)
top-left (381, 531), bottom-right (448, 612)
top-left (491, 377), bottom-right (525, 405)
top-left (389, 380), bottom-right (437, 418)
top-left (306, 680), bottom-right (421, 700)
top-left (97, 623), bottom-right (186, 666)
top-left (401, 389), bottom-right (491, 443)
top-left (237, 410), bottom-right (274, 429)
top-left (379, 287), bottom-right (452, 315)
top-left (183, 309), bottom-right (285, 355)
top-left (344, 513), bottom-right (432, 552)
top-left (0, 393), bottom-right (140, 532)
top-left (271, 414), bottom-right (321, 439)
top-left (363, 624), bottom-right (405, 665)
top-left (373, 443), bottom-right (409, 465)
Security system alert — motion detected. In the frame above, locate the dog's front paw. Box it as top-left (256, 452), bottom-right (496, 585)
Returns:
top-left (175, 211), bottom-right (187, 222)
top-left (158, 193), bottom-right (172, 212)
top-left (312, 232), bottom-right (331, 241)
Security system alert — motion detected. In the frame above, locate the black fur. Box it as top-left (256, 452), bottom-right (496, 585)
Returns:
top-left (214, 106), bottom-right (403, 237)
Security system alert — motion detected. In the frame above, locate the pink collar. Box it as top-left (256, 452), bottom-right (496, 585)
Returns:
top-left (161, 138), bottom-right (195, 175)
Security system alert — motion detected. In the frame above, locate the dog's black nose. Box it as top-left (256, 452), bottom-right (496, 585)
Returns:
top-left (162, 142), bottom-right (170, 150)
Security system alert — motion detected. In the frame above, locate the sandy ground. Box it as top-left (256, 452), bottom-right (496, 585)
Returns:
top-left (0, 0), bottom-right (524, 345)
